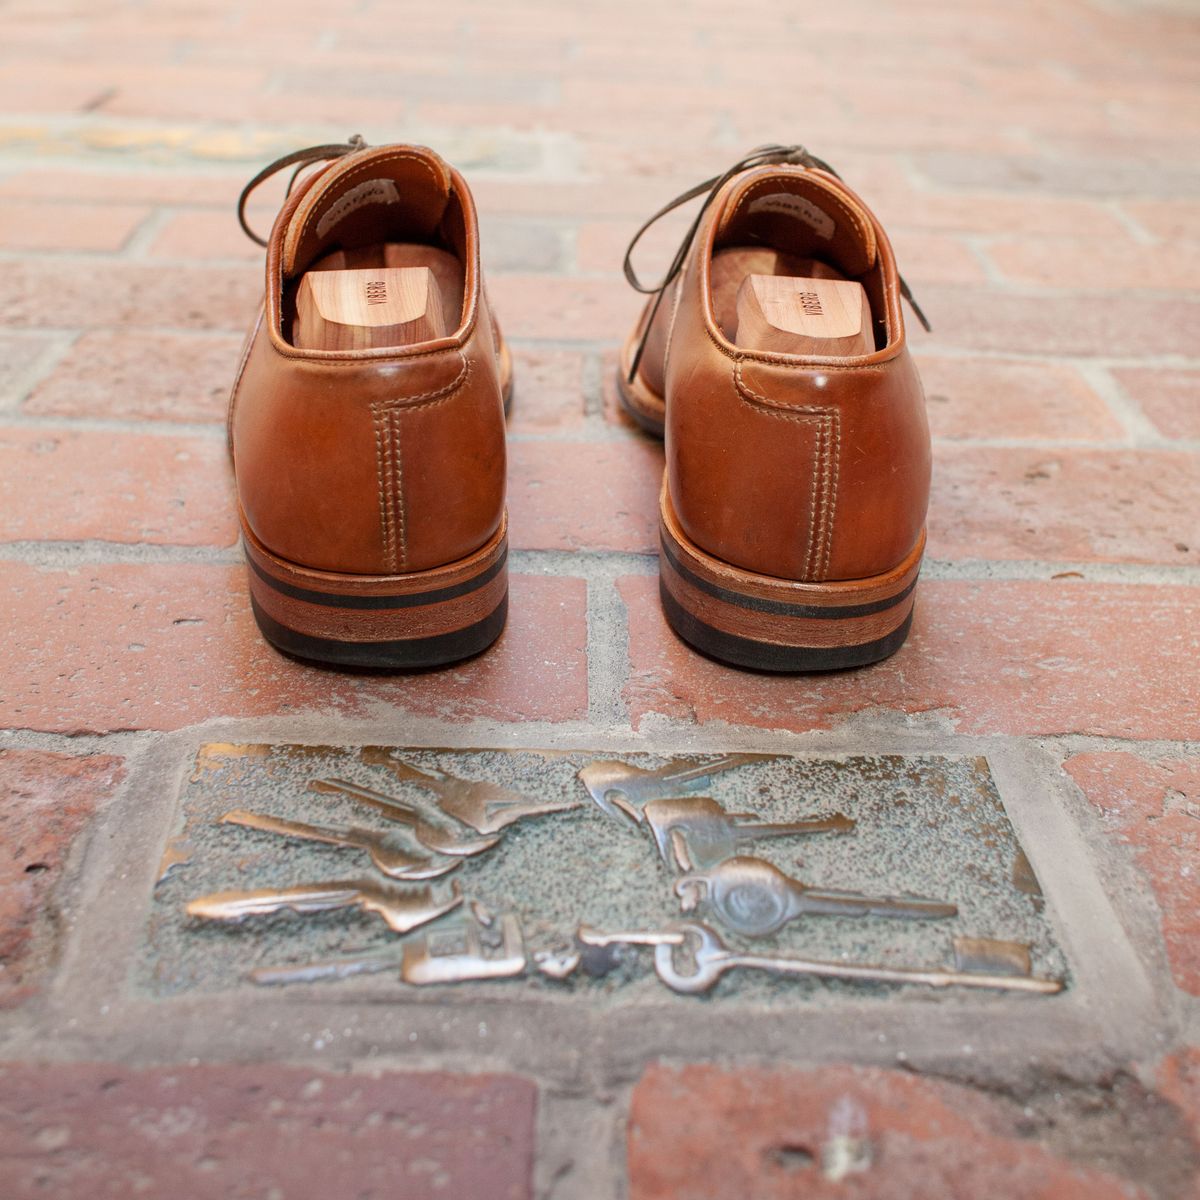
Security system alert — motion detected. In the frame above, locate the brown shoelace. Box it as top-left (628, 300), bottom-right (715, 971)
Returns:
top-left (622, 143), bottom-right (930, 381)
top-left (236, 133), bottom-right (369, 246)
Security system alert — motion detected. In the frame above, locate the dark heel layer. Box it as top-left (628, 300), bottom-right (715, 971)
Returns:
top-left (242, 513), bottom-right (508, 669)
top-left (659, 487), bottom-right (921, 673)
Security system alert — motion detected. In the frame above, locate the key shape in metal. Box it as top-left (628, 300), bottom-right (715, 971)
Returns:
top-left (402, 913), bottom-right (527, 985)
top-left (309, 778), bottom-right (500, 857)
top-left (220, 808), bottom-right (460, 882)
top-left (641, 795), bottom-right (855, 871)
top-left (363, 749), bottom-right (581, 834)
top-left (675, 855), bottom-right (956, 937)
top-left (186, 878), bottom-right (462, 935)
top-left (577, 754), bottom-right (781, 819)
top-left (650, 921), bottom-right (1064, 996)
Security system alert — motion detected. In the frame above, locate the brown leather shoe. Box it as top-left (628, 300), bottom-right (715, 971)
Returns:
top-left (618, 145), bottom-right (932, 672)
top-left (229, 138), bottom-right (511, 668)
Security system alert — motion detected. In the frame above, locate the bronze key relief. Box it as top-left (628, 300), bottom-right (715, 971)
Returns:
top-left (147, 745), bottom-right (1067, 999)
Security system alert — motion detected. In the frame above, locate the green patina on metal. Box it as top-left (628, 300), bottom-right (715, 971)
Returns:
top-left (141, 745), bottom-right (1066, 1002)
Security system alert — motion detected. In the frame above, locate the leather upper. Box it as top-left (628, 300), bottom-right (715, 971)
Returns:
top-left (229, 144), bottom-right (507, 576)
top-left (637, 164), bottom-right (931, 583)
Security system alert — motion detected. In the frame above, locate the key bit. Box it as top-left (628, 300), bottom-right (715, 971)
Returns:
top-left (186, 878), bottom-right (462, 935)
top-left (647, 921), bottom-right (1064, 996)
top-left (309, 779), bottom-right (500, 858)
top-left (363, 749), bottom-right (582, 834)
top-left (675, 856), bottom-right (956, 937)
top-left (401, 913), bottom-right (526, 985)
top-left (219, 809), bottom-right (460, 881)
top-left (641, 795), bottom-right (854, 871)
top-left (577, 754), bottom-right (782, 819)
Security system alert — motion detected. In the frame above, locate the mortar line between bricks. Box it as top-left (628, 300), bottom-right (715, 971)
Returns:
top-left (2, 542), bottom-right (1198, 583)
top-left (0, 329), bottom-right (76, 412)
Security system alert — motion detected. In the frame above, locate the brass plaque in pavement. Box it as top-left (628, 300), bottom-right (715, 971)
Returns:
top-left (141, 746), bottom-right (1067, 1001)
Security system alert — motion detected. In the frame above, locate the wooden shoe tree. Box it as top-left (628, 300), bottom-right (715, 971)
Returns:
top-left (734, 274), bottom-right (874, 357)
top-left (294, 265), bottom-right (445, 351)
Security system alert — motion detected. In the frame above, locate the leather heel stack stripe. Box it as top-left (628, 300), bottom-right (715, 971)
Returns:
top-left (243, 513), bottom-right (509, 669)
top-left (659, 487), bottom-right (922, 672)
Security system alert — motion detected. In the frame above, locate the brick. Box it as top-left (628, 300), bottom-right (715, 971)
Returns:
top-left (505, 348), bottom-right (587, 432)
top-left (479, 215), bottom-right (566, 273)
top-left (888, 231), bottom-right (987, 285)
top-left (0, 202), bottom-right (150, 253)
top-left (915, 152), bottom-right (1200, 199)
top-left (0, 333), bottom-right (58, 404)
top-left (0, 170), bottom-right (250, 209)
top-left (918, 355), bottom-right (1124, 441)
top-left (885, 192), bottom-right (1129, 238)
top-left (0, 565), bottom-right (587, 733)
top-left (1064, 752), bottom-right (1200, 995)
top-left (1157, 1050), bottom-right (1200, 1137)
top-left (628, 1064), bottom-right (1143, 1200)
top-left (0, 428), bottom-right (236, 546)
top-left (147, 210), bottom-right (261, 260)
top-left (1122, 199), bottom-right (1200, 241)
top-left (508, 439), bottom-right (663, 552)
top-left (0, 1064), bottom-right (534, 1200)
top-left (576, 219), bottom-right (688, 276)
top-left (929, 447), bottom-right (1200, 565)
top-left (489, 275), bottom-right (638, 342)
top-left (916, 286), bottom-right (1200, 358)
top-left (987, 236), bottom-right (1200, 290)
top-left (0, 751), bottom-right (125, 1006)
top-left (1110, 368), bottom-right (1200, 441)
top-left (618, 576), bottom-right (1200, 739)
top-left (0, 259), bottom-right (260, 332)
top-left (24, 331), bottom-right (242, 422)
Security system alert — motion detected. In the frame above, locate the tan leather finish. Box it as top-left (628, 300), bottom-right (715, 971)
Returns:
top-left (230, 144), bottom-right (507, 576)
top-left (639, 165), bottom-right (930, 583)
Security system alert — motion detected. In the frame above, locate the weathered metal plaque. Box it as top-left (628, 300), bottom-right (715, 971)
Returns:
top-left (140, 746), bottom-right (1067, 1001)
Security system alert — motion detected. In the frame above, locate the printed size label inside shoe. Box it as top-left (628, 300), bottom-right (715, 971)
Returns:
top-left (141, 745), bottom-right (1067, 1003)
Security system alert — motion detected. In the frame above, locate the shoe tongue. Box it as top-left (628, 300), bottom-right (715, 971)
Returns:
top-left (715, 166), bottom-right (877, 277)
top-left (283, 144), bottom-right (453, 277)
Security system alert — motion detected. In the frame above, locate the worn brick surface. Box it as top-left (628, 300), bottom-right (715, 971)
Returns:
top-left (488, 275), bottom-right (637, 341)
top-left (24, 331), bottom-right (242, 423)
top-left (1065, 752), bottom-right (1200, 996)
top-left (505, 347), bottom-right (587, 432)
top-left (930, 446), bottom-right (1200, 565)
top-left (0, 751), bottom-right (125, 1006)
top-left (1110, 367), bottom-right (1200, 442)
top-left (917, 355), bottom-right (1123, 442)
top-left (628, 1064), bottom-right (1145, 1200)
top-left (0, 202), bottom-right (149, 253)
top-left (0, 260), bottom-right (260, 332)
top-left (508, 439), bottom-right (662, 553)
top-left (0, 1064), bottom-right (534, 1200)
top-left (1, 566), bottom-right (587, 733)
top-left (987, 236), bottom-right (1200, 291)
top-left (0, 427), bottom-right (235, 546)
top-left (619, 575), bottom-right (1200, 739)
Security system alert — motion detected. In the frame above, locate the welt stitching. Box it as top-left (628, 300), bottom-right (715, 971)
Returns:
top-left (391, 415), bottom-right (407, 570)
top-left (370, 401), bottom-right (397, 573)
top-left (735, 362), bottom-right (838, 580)
top-left (822, 411), bottom-right (842, 578)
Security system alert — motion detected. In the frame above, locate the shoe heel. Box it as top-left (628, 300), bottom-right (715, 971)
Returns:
top-left (242, 512), bottom-right (508, 669)
top-left (658, 488), bottom-right (921, 672)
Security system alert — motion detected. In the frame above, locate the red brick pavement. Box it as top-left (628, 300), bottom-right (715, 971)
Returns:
top-left (1, 0), bottom-right (1197, 1194)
